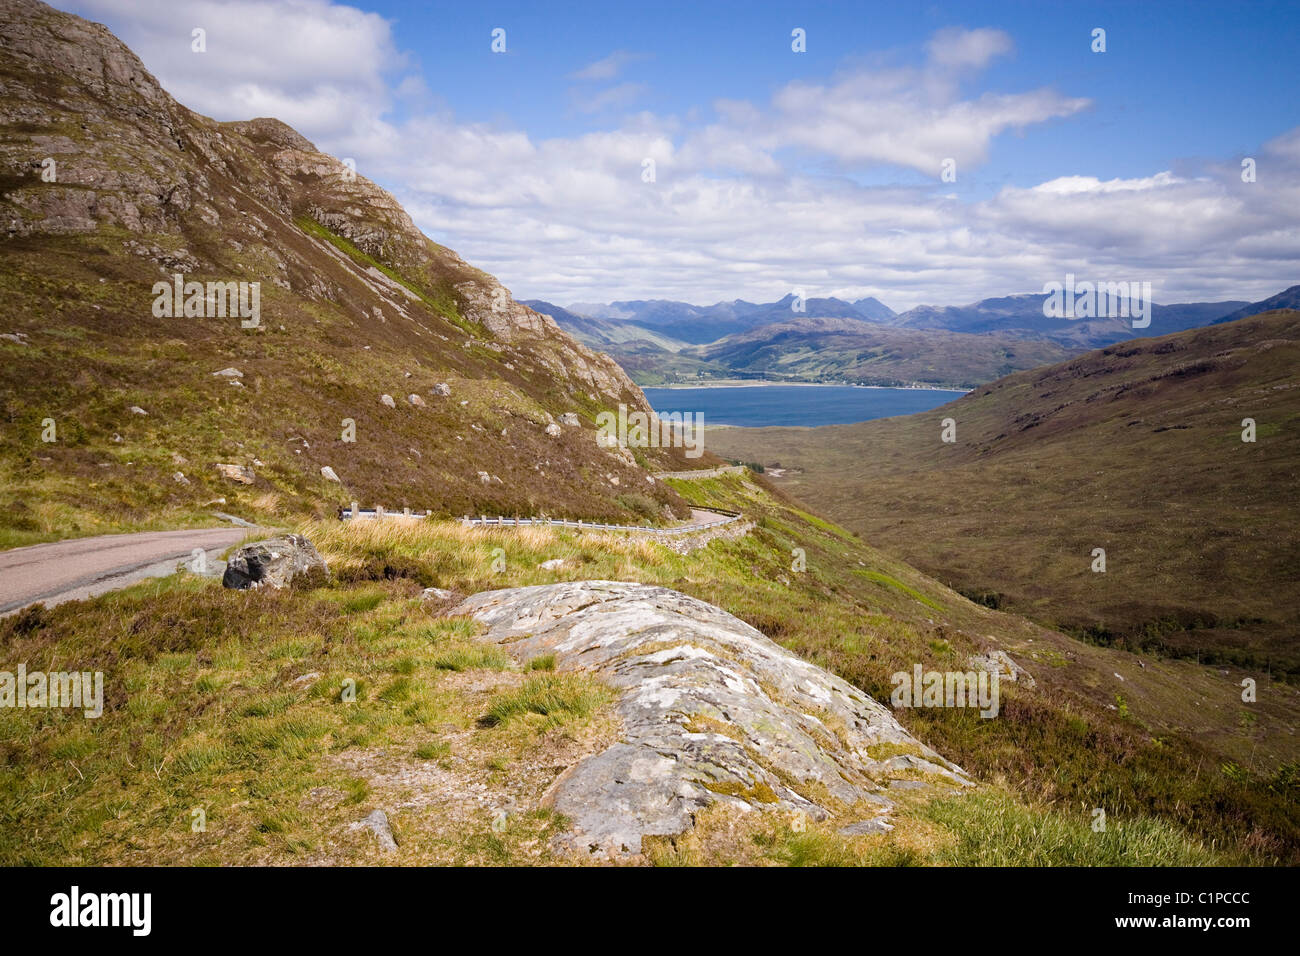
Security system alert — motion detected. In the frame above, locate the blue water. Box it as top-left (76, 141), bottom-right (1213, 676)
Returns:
top-left (642, 385), bottom-right (965, 428)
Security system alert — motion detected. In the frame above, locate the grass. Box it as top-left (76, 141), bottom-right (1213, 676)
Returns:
top-left (1, 472), bottom-right (1294, 865)
top-left (708, 310), bottom-right (1300, 680)
top-left (482, 674), bottom-right (613, 727)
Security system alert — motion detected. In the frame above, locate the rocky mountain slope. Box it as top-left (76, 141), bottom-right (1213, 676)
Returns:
top-left (710, 308), bottom-right (1300, 677)
top-left (0, 0), bottom-right (704, 545)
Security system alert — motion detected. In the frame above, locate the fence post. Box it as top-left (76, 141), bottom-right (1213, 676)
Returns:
top-left (376, 505), bottom-right (384, 519)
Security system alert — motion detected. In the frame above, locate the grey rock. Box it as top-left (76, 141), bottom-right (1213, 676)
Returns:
top-left (171, 471), bottom-right (189, 485)
top-left (128, 405), bottom-right (147, 415)
top-left (559, 412), bottom-right (581, 427)
top-left (544, 423), bottom-right (562, 437)
top-left (451, 581), bottom-right (968, 855)
top-left (379, 393), bottom-right (396, 408)
top-left (968, 649), bottom-right (1036, 689)
top-left (539, 558), bottom-right (566, 570)
top-left (421, 587), bottom-right (460, 603)
top-left (221, 533), bottom-right (328, 590)
top-left (839, 817), bottom-right (894, 835)
top-left (430, 382), bottom-right (451, 397)
top-left (211, 367), bottom-right (243, 378)
top-left (360, 809), bottom-right (397, 852)
top-left (320, 465), bottom-right (340, 482)
top-left (407, 393), bottom-right (426, 407)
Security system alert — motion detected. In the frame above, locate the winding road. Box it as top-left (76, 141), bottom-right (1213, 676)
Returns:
top-left (1, 493), bottom-right (745, 615)
top-left (0, 528), bottom-right (252, 616)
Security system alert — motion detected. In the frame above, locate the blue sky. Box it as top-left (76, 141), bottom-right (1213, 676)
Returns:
top-left (65, 0), bottom-right (1300, 308)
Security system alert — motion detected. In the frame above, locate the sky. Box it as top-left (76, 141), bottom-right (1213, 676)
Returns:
top-left (62, 0), bottom-right (1300, 311)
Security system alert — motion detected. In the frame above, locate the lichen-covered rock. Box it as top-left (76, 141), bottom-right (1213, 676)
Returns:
top-left (559, 412), bottom-right (581, 426)
top-left (450, 581), bottom-right (970, 855)
top-left (221, 533), bottom-right (328, 590)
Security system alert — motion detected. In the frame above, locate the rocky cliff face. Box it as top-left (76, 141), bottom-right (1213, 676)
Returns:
top-left (0, 0), bottom-right (698, 530)
top-left (452, 581), bottom-right (972, 856)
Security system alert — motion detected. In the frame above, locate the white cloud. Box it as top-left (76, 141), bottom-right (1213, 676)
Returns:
top-left (926, 27), bottom-right (1014, 70)
top-left (59, 2), bottom-right (1300, 308)
top-left (570, 50), bottom-right (645, 82)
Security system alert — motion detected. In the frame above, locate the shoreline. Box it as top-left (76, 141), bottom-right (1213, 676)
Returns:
top-left (642, 381), bottom-right (970, 393)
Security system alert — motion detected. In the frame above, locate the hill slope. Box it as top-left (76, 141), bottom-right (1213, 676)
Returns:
top-left (694, 316), bottom-right (1071, 388)
top-left (890, 294), bottom-right (1250, 349)
top-left (710, 310), bottom-right (1300, 677)
top-left (0, 0), bottom-right (703, 545)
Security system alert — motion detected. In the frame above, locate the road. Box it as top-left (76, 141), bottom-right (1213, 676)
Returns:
top-left (0, 528), bottom-right (253, 615)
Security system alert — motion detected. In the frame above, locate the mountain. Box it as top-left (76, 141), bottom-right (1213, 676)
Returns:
top-left (568, 294), bottom-right (896, 344)
top-left (890, 293), bottom-right (1250, 348)
top-left (0, 0), bottom-right (710, 543)
top-left (709, 307), bottom-right (1300, 678)
top-left (693, 316), bottom-right (1071, 388)
top-left (853, 296), bottom-right (896, 321)
top-left (1213, 284), bottom-right (1300, 325)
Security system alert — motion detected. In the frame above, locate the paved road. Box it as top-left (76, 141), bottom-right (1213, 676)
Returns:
top-left (0, 528), bottom-right (253, 615)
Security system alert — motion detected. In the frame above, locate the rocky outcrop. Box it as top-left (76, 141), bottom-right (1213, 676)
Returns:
top-left (221, 534), bottom-right (328, 590)
top-left (451, 581), bottom-right (970, 855)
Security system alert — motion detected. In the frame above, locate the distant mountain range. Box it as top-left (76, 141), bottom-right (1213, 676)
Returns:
top-left (524, 286), bottom-right (1294, 388)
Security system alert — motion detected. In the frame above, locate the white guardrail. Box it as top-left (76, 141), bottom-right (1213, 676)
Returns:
top-left (338, 503), bottom-right (743, 536)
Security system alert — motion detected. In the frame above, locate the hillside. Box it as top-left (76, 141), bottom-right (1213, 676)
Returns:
top-left (0, 0), bottom-right (705, 548)
top-left (693, 316), bottom-right (1071, 388)
top-left (1213, 284), bottom-right (1300, 325)
top-left (4, 471), bottom-right (1297, 864)
top-left (890, 294), bottom-right (1250, 348)
top-left (710, 309), bottom-right (1300, 678)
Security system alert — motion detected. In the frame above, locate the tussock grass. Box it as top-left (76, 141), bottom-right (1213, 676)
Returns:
top-left (483, 674), bottom-right (613, 727)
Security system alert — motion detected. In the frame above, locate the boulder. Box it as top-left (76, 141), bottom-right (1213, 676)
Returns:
top-left (544, 423), bottom-right (562, 437)
top-left (451, 581), bottom-right (969, 855)
top-left (430, 383), bottom-right (452, 397)
top-left (221, 534), bottom-right (329, 590)
top-left (559, 412), bottom-right (581, 427)
top-left (214, 463), bottom-right (255, 484)
top-left (320, 465), bottom-right (340, 482)
top-left (379, 393), bottom-right (396, 408)
top-left (211, 367), bottom-right (243, 378)
top-left (407, 393), bottom-right (426, 407)
top-left (968, 649), bottom-right (1036, 689)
